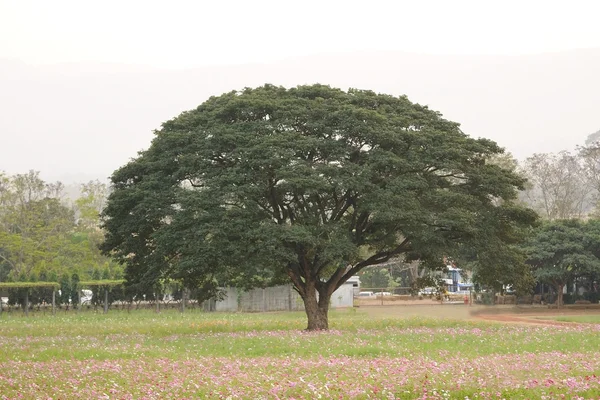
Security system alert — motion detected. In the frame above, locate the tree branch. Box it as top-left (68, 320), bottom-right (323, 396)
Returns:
top-left (331, 190), bottom-right (353, 222)
top-left (0, 252), bottom-right (16, 269)
top-left (337, 237), bottom-right (411, 290)
top-left (254, 200), bottom-right (283, 224)
top-left (287, 263), bottom-right (306, 296)
top-left (267, 178), bottom-right (283, 223)
top-left (313, 194), bottom-right (328, 225)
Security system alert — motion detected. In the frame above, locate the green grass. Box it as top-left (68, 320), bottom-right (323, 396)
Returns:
top-left (0, 308), bottom-right (470, 337)
top-left (1, 309), bottom-right (600, 398)
top-left (0, 309), bottom-right (598, 362)
top-left (537, 314), bottom-right (600, 324)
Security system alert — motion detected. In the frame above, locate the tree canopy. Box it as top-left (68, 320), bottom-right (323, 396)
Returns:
top-left (524, 219), bottom-right (600, 306)
top-left (101, 84), bottom-right (536, 329)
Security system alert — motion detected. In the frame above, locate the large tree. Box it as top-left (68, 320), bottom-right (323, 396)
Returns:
top-left (101, 84), bottom-right (536, 330)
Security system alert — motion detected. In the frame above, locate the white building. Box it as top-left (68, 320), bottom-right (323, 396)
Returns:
top-left (208, 282), bottom-right (354, 312)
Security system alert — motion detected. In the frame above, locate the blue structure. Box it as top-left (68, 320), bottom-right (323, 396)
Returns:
top-left (446, 266), bottom-right (473, 293)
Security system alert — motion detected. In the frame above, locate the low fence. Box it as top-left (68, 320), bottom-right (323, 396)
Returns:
top-left (0, 283), bottom-right (356, 316)
top-left (0, 298), bottom-right (206, 315)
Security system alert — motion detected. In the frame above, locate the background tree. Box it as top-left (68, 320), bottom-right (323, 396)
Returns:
top-left (359, 266), bottom-right (398, 289)
top-left (524, 219), bottom-right (600, 307)
top-left (465, 242), bottom-right (534, 296)
top-left (487, 151), bottom-right (520, 173)
top-left (578, 140), bottom-right (600, 218)
top-left (0, 171), bottom-right (122, 302)
top-left (0, 171), bottom-right (75, 278)
top-left (458, 151), bottom-right (536, 295)
top-left (101, 84), bottom-right (536, 330)
top-left (520, 152), bottom-right (593, 220)
top-left (75, 180), bottom-right (109, 231)
top-left (584, 129), bottom-right (600, 146)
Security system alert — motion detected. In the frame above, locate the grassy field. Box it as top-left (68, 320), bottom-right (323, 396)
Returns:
top-left (1, 308), bottom-right (600, 399)
top-left (537, 314), bottom-right (600, 324)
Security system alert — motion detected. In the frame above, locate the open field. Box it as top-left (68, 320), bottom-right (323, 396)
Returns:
top-left (1, 307), bottom-right (600, 399)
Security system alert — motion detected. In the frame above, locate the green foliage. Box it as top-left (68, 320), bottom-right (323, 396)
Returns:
top-left (102, 84), bottom-right (537, 329)
top-left (358, 266), bottom-right (399, 288)
top-left (0, 282), bottom-right (60, 288)
top-left (409, 274), bottom-right (447, 296)
top-left (546, 314), bottom-right (600, 323)
top-left (0, 171), bottom-right (122, 293)
top-left (78, 280), bottom-right (125, 287)
top-left (524, 219), bottom-right (600, 304)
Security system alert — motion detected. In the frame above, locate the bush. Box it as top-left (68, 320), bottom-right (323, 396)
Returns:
top-left (495, 295), bottom-right (516, 305)
top-left (477, 292), bottom-right (494, 305)
top-left (517, 295), bottom-right (533, 304)
top-left (563, 293), bottom-right (586, 305)
top-left (542, 293), bottom-right (556, 304)
top-left (584, 292), bottom-right (600, 304)
top-left (562, 293), bottom-right (574, 304)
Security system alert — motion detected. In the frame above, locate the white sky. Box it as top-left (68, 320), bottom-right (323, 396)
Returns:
top-left (2, 0), bottom-right (600, 69)
top-left (1, 0), bottom-right (600, 183)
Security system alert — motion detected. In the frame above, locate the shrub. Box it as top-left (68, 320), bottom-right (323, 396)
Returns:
top-left (584, 292), bottom-right (600, 304)
top-left (517, 295), bottom-right (533, 304)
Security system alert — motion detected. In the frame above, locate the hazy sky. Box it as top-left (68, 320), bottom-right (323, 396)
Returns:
top-left (1, 0), bottom-right (600, 183)
top-left (2, 0), bottom-right (600, 68)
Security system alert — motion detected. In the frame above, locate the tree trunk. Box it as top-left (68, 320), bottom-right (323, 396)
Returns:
top-left (557, 283), bottom-right (564, 308)
top-left (302, 285), bottom-right (330, 330)
top-left (181, 289), bottom-right (186, 313)
top-left (24, 290), bottom-right (29, 317)
top-left (104, 288), bottom-right (109, 314)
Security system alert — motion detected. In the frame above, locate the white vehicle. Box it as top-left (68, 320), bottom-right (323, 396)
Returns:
top-left (1, 297), bottom-right (8, 305)
top-left (358, 291), bottom-right (375, 297)
top-left (81, 289), bottom-right (93, 304)
top-left (418, 287), bottom-right (436, 295)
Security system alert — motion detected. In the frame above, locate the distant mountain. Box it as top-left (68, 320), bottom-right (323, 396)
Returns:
top-left (1, 49), bottom-right (599, 183)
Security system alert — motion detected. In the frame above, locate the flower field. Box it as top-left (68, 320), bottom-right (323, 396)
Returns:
top-left (1, 310), bottom-right (600, 399)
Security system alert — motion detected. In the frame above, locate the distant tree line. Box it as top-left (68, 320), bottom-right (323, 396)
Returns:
top-left (0, 171), bottom-right (124, 309)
